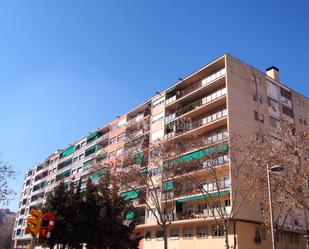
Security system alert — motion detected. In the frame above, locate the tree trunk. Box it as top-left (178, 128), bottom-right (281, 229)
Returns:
top-left (163, 225), bottom-right (168, 249)
top-left (233, 221), bottom-right (237, 249)
top-left (224, 223), bottom-right (230, 249)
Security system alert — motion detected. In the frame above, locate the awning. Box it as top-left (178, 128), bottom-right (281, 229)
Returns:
top-left (121, 189), bottom-right (140, 200)
top-left (166, 86), bottom-right (176, 94)
top-left (83, 159), bottom-right (93, 170)
top-left (60, 146), bottom-right (75, 158)
top-left (176, 190), bottom-right (230, 203)
top-left (145, 99), bottom-right (152, 106)
top-left (166, 142), bottom-right (228, 166)
top-left (90, 168), bottom-right (108, 181)
top-left (139, 167), bottom-right (148, 174)
top-left (164, 180), bottom-right (174, 190)
top-left (126, 211), bottom-right (135, 220)
top-left (86, 132), bottom-right (101, 143)
top-left (136, 152), bottom-right (142, 165)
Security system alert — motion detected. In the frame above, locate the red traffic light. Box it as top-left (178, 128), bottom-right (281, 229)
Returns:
top-left (40, 227), bottom-right (47, 236)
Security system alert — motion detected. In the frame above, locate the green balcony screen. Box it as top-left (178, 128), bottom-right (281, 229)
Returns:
top-left (121, 189), bottom-right (140, 200)
top-left (164, 180), bottom-right (174, 190)
top-left (176, 190), bottom-right (230, 203)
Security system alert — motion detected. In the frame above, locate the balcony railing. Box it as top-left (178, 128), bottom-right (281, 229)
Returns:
top-left (165, 88), bottom-right (227, 124)
top-left (165, 68), bottom-right (226, 105)
top-left (176, 206), bottom-right (231, 221)
top-left (164, 109), bottom-right (227, 140)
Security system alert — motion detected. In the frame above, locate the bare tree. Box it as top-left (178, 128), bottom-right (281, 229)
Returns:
top-left (247, 120), bottom-right (309, 234)
top-left (162, 129), bottom-right (258, 249)
top-left (0, 154), bottom-right (15, 205)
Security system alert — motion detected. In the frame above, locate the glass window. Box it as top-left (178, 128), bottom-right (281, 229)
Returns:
top-left (153, 96), bottom-right (165, 107)
top-left (152, 112), bottom-right (164, 123)
top-left (197, 226), bottom-right (208, 238)
top-left (110, 137), bottom-right (117, 145)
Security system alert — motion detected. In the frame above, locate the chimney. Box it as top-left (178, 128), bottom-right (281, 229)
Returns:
top-left (266, 66), bottom-right (280, 82)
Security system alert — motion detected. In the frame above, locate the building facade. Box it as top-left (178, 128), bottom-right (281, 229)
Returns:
top-left (12, 54), bottom-right (309, 249)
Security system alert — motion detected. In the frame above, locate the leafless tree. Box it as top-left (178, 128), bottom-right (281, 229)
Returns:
top-left (0, 154), bottom-right (15, 205)
top-left (247, 120), bottom-right (309, 234)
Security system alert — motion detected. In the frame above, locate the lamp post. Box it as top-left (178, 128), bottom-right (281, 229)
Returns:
top-left (267, 164), bottom-right (284, 249)
top-left (304, 235), bottom-right (309, 249)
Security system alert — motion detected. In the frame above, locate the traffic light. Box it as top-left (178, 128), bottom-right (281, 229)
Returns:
top-left (25, 209), bottom-right (43, 237)
top-left (38, 212), bottom-right (56, 244)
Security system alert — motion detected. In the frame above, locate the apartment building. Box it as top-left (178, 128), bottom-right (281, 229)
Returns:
top-left (12, 54), bottom-right (309, 249)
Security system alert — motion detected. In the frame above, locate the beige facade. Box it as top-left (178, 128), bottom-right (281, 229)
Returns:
top-left (13, 54), bottom-right (309, 249)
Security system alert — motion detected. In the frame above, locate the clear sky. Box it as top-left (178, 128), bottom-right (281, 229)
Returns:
top-left (0, 0), bottom-right (308, 211)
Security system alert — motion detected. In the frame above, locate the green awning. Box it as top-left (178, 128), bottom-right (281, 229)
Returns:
top-left (166, 86), bottom-right (176, 94)
top-left (121, 189), bottom-right (140, 200)
top-left (90, 168), bottom-right (108, 181)
top-left (83, 159), bottom-right (93, 170)
top-left (145, 100), bottom-right (152, 106)
top-left (126, 211), bottom-right (135, 220)
top-left (139, 167), bottom-right (148, 174)
top-left (176, 190), bottom-right (230, 203)
top-left (136, 152), bottom-right (142, 165)
top-left (60, 146), bottom-right (75, 158)
top-left (166, 142), bottom-right (228, 166)
top-left (86, 132), bottom-right (101, 143)
top-left (164, 180), bottom-right (174, 190)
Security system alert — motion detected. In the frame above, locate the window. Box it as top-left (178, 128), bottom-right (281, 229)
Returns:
top-left (183, 228), bottom-right (193, 238)
top-left (269, 116), bottom-right (279, 128)
top-left (280, 87), bottom-right (292, 100)
top-left (116, 147), bottom-right (124, 156)
top-left (151, 129), bottom-right (164, 141)
top-left (111, 123), bottom-right (118, 130)
top-left (152, 112), bottom-right (164, 123)
top-left (282, 104), bottom-right (293, 118)
top-left (145, 231), bottom-right (151, 241)
top-left (73, 156), bottom-right (78, 162)
top-left (109, 151), bottom-right (116, 159)
top-left (79, 154), bottom-right (84, 160)
top-left (153, 96), bottom-right (164, 108)
top-left (149, 167), bottom-right (161, 177)
top-left (110, 137), bottom-right (117, 145)
top-left (117, 133), bottom-right (125, 141)
top-left (224, 199), bottom-right (231, 207)
top-left (197, 226), bottom-right (208, 238)
top-left (254, 111), bottom-right (259, 121)
top-left (147, 208), bottom-right (158, 217)
top-left (118, 119), bottom-right (126, 127)
top-left (213, 226), bottom-right (224, 237)
top-left (81, 141), bottom-right (86, 147)
top-left (268, 97), bottom-right (278, 109)
top-left (253, 95), bottom-right (262, 103)
top-left (156, 230), bottom-right (164, 240)
top-left (170, 229), bottom-right (179, 239)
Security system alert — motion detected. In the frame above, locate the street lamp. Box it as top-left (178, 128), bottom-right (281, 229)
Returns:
top-left (267, 164), bottom-right (284, 249)
top-left (304, 235), bottom-right (309, 249)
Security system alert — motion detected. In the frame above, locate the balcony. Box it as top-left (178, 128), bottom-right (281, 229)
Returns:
top-left (175, 206), bottom-right (232, 221)
top-left (164, 109), bottom-right (228, 141)
top-left (165, 88), bottom-right (227, 125)
top-left (165, 68), bottom-right (226, 106)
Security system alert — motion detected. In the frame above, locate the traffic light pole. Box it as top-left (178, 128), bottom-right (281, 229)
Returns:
top-left (31, 236), bottom-right (35, 249)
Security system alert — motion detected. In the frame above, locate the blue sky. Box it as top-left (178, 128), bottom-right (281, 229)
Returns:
top-left (0, 0), bottom-right (308, 211)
